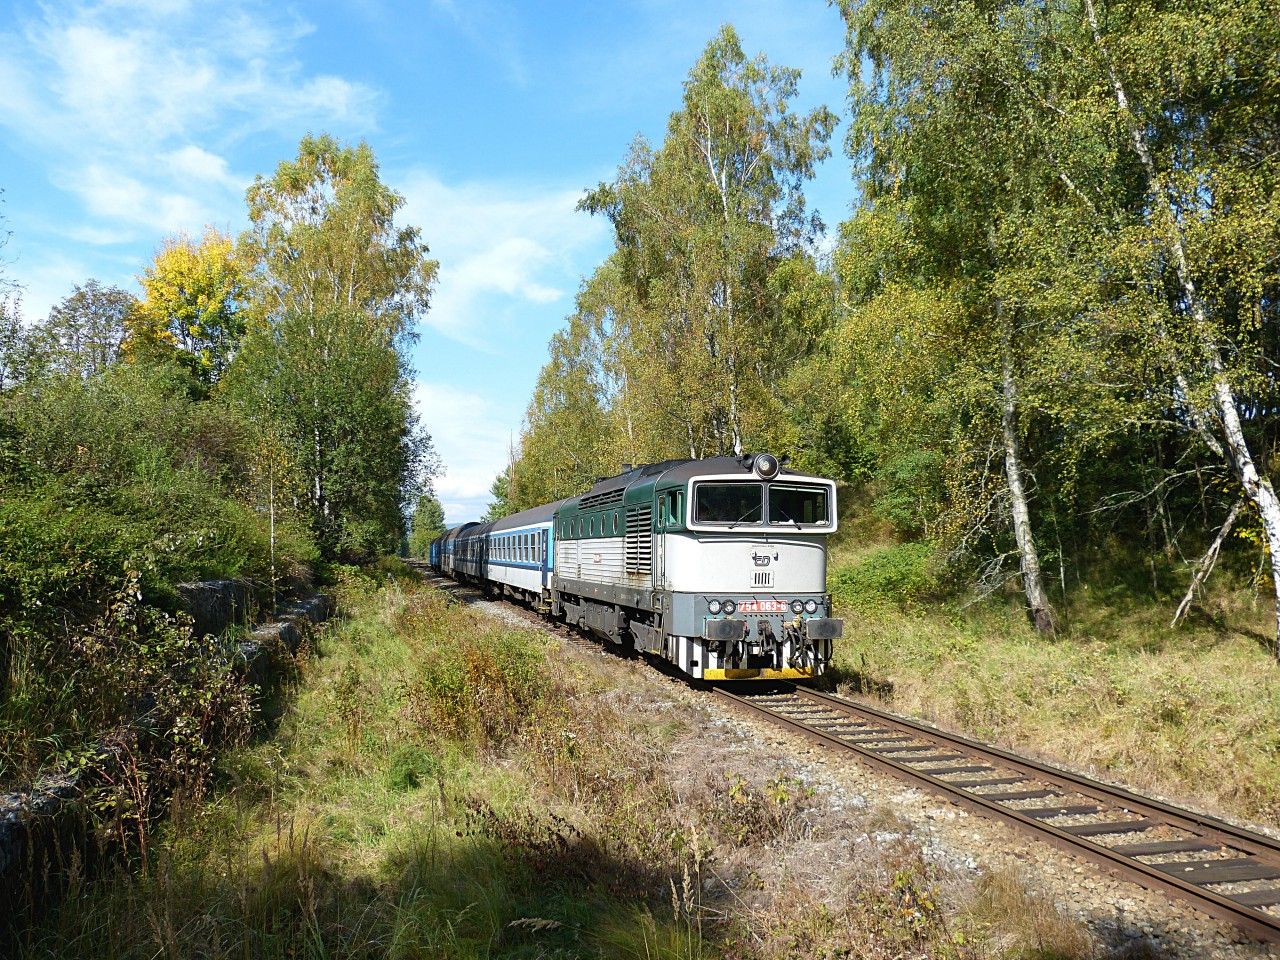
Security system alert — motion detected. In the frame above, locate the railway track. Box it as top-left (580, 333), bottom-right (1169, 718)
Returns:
top-left (715, 683), bottom-right (1280, 943)
top-left (413, 565), bottom-right (1280, 943)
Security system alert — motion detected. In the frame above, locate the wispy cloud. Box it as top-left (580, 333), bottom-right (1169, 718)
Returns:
top-left (426, 0), bottom-right (528, 87)
top-left (0, 0), bottom-right (380, 313)
top-left (398, 172), bottom-right (607, 349)
top-left (413, 380), bottom-right (522, 524)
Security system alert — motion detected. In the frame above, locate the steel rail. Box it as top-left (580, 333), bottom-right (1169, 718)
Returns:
top-left (713, 683), bottom-right (1280, 944)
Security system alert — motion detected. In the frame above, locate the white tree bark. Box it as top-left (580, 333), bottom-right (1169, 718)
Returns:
top-left (1001, 330), bottom-right (1057, 635)
top-left (1085, 0), bottom-right (1280, 653)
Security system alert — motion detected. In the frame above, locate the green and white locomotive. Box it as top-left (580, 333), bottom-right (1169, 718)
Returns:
top-left (431, 453), bottom-right (843, 680)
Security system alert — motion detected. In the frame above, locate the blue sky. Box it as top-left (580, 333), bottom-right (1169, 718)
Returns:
top-left (0, 0), bottom-right (854, 523)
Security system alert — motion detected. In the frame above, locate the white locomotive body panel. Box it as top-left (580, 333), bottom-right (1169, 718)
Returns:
top-left (554, 536), bottom-right (625, 584)
top-left (660, 533), bottom-right (826, 594)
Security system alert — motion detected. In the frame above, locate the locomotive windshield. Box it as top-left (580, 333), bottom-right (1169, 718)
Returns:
top-left (695, 483), bottom-right (763, 524)
top-left (768, 484), bottom-right (830, 526)
top-left (693, 480), bottom-right (832, 527)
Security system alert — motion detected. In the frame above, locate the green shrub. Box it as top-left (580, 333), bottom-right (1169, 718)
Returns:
top-left (871, 450), bottom-right (945, 536)
top-left (0, 362), bottom-right (317, 782)
top-left (831, 542), bottom-right (939, 611)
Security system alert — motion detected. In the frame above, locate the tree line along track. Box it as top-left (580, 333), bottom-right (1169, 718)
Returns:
top-left (412, 566), bottom-right (1280, 943)
top-left (714, 683), bottom-right (1280, 944)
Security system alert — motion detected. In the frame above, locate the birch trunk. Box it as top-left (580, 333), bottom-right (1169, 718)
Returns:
top-left (1001, 326), bottom-right (1057, 635)
top-left (1085, 0), bottom-right (1280, 654)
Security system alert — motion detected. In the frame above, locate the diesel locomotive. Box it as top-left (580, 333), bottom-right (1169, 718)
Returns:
top-left (430, 453), bottom-right (842, 680)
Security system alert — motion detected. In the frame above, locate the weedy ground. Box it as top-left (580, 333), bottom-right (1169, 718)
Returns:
top-left (13, 565), bottom-right (1100, 959)
top-left (828, 538), bottom-right (1280, 825)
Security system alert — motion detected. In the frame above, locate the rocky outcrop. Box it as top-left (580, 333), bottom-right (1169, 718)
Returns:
top-left (176, 579), bottom-right (256, 638)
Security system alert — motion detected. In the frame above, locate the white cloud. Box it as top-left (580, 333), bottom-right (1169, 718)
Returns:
top-left (413, 380), bottom-right (523, 524)
top-left (399, 172), bottom-right (608, 348)
top-left (0, 1), bottom-right (380, 284)
top-left (163, 146), bottom-right (242, 190)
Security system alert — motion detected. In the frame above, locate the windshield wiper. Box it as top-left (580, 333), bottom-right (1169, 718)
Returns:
top-left (727, 507), bottom-right (762, 530)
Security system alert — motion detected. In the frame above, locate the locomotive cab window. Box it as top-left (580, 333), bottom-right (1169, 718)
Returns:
top-left (694, 483), bottom-right (763, 525)
top-left (769, 485), bottom-right (831, 526)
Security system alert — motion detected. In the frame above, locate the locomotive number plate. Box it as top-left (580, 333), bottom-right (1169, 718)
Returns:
top-left (737, 599), bottom-right (788, 613)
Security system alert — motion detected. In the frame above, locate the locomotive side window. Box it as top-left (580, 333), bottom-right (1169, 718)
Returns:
top-left (694, 483), bottom-right (763, 524)
top-left (768, 485), bottom-right (830, 526)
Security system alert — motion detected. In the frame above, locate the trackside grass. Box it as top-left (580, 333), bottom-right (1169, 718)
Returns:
top-left (13, 566), bottom-right (1098, 959)
top-left (830, 545), bottom-right (1280, 825)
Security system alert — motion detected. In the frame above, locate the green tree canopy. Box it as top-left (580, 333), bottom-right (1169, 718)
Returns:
top-left (40, 280), bottom-right (136, 380)
top-left (407, 491), bottom-right (447, 558)
top-left (228, 135), bottom-right (440, 559)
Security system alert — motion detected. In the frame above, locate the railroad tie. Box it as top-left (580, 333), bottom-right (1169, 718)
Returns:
top-left (1061, 819), bottom-right (1157, 837)
top-left (867, 744), bottom-right (939, 754)
top-left (1019, 804), bottom-right (1101, 819)
top-left (981, 788), bottom-right (1058, 802)
top-left (948, 776), bottom-right (1027, 788)
top-left (1233, 888), bottom-right (1280, 908)
top-left (1110, 838), bottom-right (1220, 856)
top-left (1152, 858), bottom-right (1280, 885)
top-left (899, 753), bottom-right (969, 765)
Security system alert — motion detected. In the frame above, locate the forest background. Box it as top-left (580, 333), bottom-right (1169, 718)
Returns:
top-left (482, 3), bottom-right (1280, 660)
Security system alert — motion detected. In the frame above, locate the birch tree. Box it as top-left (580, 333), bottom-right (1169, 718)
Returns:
top-left (229, 135), bottom-right (439, 557)
top-left (1071, 0), bottom-right (1280, 647)
top-left (580, 25), bottom-right (835, 460)
top-left (836, 0), bottom-right (1070, 632)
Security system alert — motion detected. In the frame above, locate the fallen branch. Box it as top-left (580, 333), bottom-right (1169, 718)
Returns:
top-left (1171, 498), bottom-right (1243, 627)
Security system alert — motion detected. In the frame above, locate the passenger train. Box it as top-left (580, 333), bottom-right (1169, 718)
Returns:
top-left (429, 453), bottom-right (843, 680)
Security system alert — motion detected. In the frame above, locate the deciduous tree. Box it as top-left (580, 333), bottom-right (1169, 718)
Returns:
top-left (579, 25), bottom-right (836, 461)
top-left (127, 229), bottom-right (247, 382)
top-left (42, 280), bottom-right (135, 379)
top-left (228, 135), bottom-right (439, 557)
top-left (408, 491), bottom-right (447, 558)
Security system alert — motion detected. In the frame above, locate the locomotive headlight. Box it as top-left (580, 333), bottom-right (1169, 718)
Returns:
top-left (754, 452), bottom-right (780, 479)
top-left (790, 599), bottom-right (804, 614)
top-left (722, 599), bottom-right (736, 615)
top-left (804, 599), bottom-right (819, 614)
top-left (708, 599), bottom-right (722, 615)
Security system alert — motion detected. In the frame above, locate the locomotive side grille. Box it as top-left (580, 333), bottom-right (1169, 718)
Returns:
top-left (624, 506), bottom-right (652, 575)
top-left (579, 488), bottom-right (625, 510)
